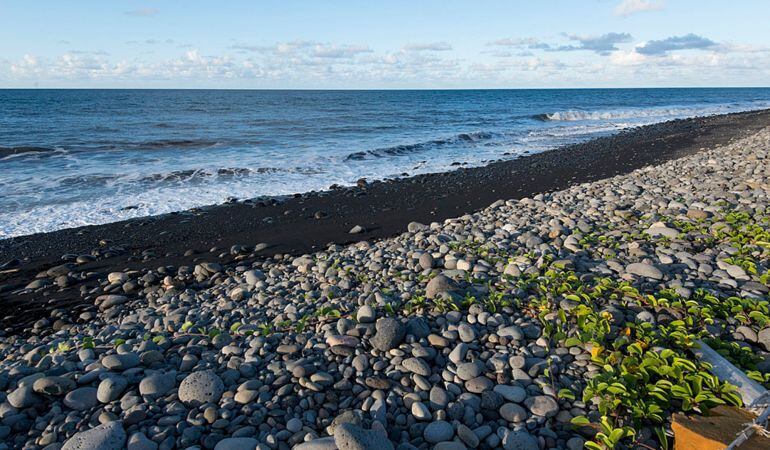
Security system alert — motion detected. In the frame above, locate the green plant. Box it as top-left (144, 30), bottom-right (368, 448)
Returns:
top-left (571, 416), bottom-right (635, 450)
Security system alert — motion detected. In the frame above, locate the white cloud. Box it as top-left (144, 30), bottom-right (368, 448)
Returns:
top-left (614, 0), bottom-right (665, 17)
top-left (557, 33), bottom-right (633, 55)
top-left (311, 44), bottom-right (373, 59)
top-left (636, 34), bottom-right (717, 55)
top-left (488, 33), bottom-right (632, 56)
top-left (402, 42), bottom-right (453, 52)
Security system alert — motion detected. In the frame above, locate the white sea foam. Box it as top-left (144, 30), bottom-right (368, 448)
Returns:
top-left (542, 102), bottom-right (770, 122)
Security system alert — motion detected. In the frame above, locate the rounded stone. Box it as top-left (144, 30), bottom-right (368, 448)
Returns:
top-left (214, 438), bottom-right (258, 450)
top-left (333, 423), bottom-right (394, 450)
top-left (411, 402), bottom-right (431, 420)
top-left (64, 387), bottom-right (99, 411)
top-left (456, 362), bottom-right (482, 381)
top-left (101, 353), bottom-right (140, 371)
top-left (62, 421), bottom-right (126, 450)
top-left (493, 385), bottom-right (527, 403)
top-left (97, 377), bottom-right (128, 404)
top-left (402, 357), bottom-right (431, 376)
top-left (286, 418), bottom-right (303, 433)
top-left (426, 275), bottom-right (458, 299)
top-left (370, 318), bottom-right (405, 352)
top-left (424, 420), bottom-right (454, 443)
top-left (500, 403), bottom-right (528, 422)
top-left (33, 376), bottom-right (75, 396)
top-left (502, 430), bottom-right (538, 450)
top-left (524, 395), bottom-right (559, 417)
top-left (7, 385), bottom-right (41, 408)
top-left (178, 369), bottom-right (225, 406)
top-left (139, 372), bottom-right (176, 397)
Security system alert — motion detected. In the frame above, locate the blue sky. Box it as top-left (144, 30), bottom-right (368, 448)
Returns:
top-left (0, 0), bottom-right (768, 88)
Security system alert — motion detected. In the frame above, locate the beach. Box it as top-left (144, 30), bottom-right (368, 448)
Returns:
top-left (1, 109), bottom-right (769, 333)
top-left (0, 108), bottom-right (769, 448)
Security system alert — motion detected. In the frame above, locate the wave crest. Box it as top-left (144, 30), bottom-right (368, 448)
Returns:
top-left (344, 131), bottom-right (496, 161)
top-left (534, 106), bottom-right (743, 122)
top-left (0, 146), bottom-right (57, 159)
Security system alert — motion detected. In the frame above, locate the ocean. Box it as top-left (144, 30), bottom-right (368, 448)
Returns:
top-left (2, 88), bottom-right (770, 238)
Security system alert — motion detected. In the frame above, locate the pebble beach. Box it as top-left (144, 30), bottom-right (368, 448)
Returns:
top-left (1, 117), bottom-right (770, 449)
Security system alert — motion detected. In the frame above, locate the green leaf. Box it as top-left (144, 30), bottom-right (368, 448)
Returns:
top-left (564, 337), bottom-right (582, 347)
top-left (570, 415), bottom-right (591, 426)
top-left (584, 442), bottom-right (604, 450)
top-left (559, 388), bottom-right (576, 400)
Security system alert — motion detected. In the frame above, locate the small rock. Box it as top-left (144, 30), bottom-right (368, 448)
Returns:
top-left (62, 421), bottom-right (126, 450)
top-left (402, 357), bottom-right (431, 376)
top-left (426, 275), bottom-right (459, 299)
top-left (214, 438), bottom-right (259, 450)
top-left (356, 305), bottom-right (376, 323)
top-left (334, 423), bottom-right (394, 450)
top-left (524, 395), bottom-right (559, 417)
top-left (127, 432), bottom-right (158, 450)
top-left (33, 376), bottom-right (75, 396)
top-left (370, 318), bottom-right (405, 352)
top-left (502, 430), bottom-right (538, 450)
top-left (7, 385), bottom-right (41, 408)
top-left (101, 353), bottom-right (140, 371)
top-left (139, 372), bottom-right (176, 397)
top-left (626, 262), bottom-right (664, 280)
top-left (178, 370), bottom-right (225, 406)
top-left (499, 403), bottom-right (528, 422)
top-left (97, 377), bottom-right (128, 404)
top-left (423, 420), bottom-right (454, 443)
top-left (64, 387), bottom-right (99, 410)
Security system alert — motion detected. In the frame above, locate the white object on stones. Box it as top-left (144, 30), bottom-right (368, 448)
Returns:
top-left (646, 222), bottom-right (680, 239)
top-left (349, 225), bottom-right (365, 234)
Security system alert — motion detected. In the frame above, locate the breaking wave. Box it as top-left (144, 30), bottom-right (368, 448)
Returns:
top-left (54, 167), bottom-right (326, 188)
top-left (0, 146), bottom-right (58, 159)
top-left (344, 131), bottom-right (497, 161)
top-left (534, 103), bottom-right (770, 122)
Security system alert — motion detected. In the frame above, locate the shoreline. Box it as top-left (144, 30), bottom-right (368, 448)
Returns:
top-left (0, 110), bottom-right (768, 449)
top-left (1, 108), bottom-right (770, 333)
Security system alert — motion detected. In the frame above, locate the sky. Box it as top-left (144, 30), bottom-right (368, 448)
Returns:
top-left (0, 0), bottom-right (768, 89)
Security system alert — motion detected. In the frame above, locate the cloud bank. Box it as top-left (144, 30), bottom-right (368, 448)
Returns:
top-left (636, 34), bottom-right (718, 55)
top-left (3, 33), bottom-right (767, 88)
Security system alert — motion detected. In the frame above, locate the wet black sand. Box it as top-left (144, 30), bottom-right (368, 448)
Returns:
top-left (1, 109), bottom-right (769, 334)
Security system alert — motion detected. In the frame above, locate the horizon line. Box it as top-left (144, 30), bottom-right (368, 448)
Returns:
top-left (1, 85), bottom-right (769, 91)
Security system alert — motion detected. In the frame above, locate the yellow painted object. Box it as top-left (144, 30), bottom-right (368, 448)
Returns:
top-left (672, 405), bottom-right (770, 450)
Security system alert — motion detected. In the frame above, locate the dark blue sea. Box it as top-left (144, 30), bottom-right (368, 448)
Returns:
top-left (1, 88), bottom-right (770, 237)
